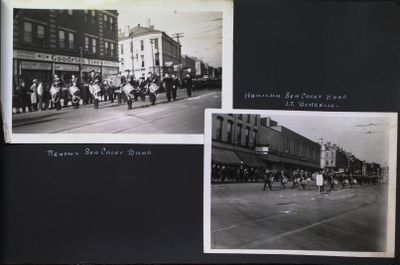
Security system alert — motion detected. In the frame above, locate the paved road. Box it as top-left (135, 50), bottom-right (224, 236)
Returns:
top-left (12, 89), bottom-right (220, 134)
top-left (211, 182), bottom-right (388, 252)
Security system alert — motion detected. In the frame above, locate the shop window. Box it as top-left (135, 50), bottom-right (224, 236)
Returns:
top-left (23, 21), bottom-right (32, 43)
top-left (92, 38), bottom-right (97, 54)
top-left (245, 127), bottom-right (250, 147)
top-left (68, 32), bottom-right (74, 49)
top-left (252, 130), bottom-right (257, 146)
top-left (58, 30), bottom-right (65, 48)
top-left (227, 121), bottom-right (233, 144)
top-left (238, 114), bottom-right (243, 120)
top-left (247, 114), bottom-right (251, 123)
top-left (254, 115), bottom-right (257, 125)
top-left (37, 24), bottom-right (45, 46)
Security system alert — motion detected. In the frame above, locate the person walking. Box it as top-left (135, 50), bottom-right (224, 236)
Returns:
top-left (316, 170), bottom-right (324, 193)
top-left (263, 168), bottom-right (273, 191)
top-left (182, 73), bottom-right (193, 97)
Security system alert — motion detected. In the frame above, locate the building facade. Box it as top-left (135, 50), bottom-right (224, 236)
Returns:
top-left (320, 141), bottom-right (347, 171)
top-left (13, 9), bottom-right (119, 88)
top-left (118, 23), bottom-right (181, 78)
top-left (182, 55), bottom-right (196, 76)
top-left (256, 117), bottom-right (321, 170)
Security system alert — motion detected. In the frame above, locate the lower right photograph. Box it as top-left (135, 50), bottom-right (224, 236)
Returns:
top-left (203, 109), bottom-right (397, 257)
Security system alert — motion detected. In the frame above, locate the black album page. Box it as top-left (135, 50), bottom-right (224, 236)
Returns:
top-left (1, 0), bottom-right (399, 265)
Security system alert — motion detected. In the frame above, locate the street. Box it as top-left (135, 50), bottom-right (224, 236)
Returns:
top-left (12, 89), bottom-right (220, 134)
top-left (211, 182), bottom-right (388, 252)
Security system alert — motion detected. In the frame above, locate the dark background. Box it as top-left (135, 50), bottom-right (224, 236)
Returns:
top-left (1, 0), bottom-right (400, 264)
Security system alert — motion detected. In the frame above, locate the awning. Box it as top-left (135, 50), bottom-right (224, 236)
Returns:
top-left (236, 151), bottom-right (265, 168)
top-left (212, 147), bottom-right (242, 165)
top-left (259, 153), bottom-right (320, 169)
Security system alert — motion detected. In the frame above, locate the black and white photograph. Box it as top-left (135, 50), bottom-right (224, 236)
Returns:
top-left (204, 109), bottom-right (397, 257)
top-left (1, 0), bottom-right (232, 143)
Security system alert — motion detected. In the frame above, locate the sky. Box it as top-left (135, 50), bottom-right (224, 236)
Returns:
top-left (117, 9), bottom-right (222, 67)
top-left (260, 113), bottom-right (396, 167)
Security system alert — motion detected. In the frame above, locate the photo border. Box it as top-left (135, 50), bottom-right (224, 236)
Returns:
top-left (203, 108), bottom-right (397, 257)
top-left (1, 0), bottom-right (233, 144)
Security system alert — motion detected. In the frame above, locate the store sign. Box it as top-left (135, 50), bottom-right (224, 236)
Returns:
top-left (21, 61), bottom-right (52, 70)
top-left (165, 61), bottom-right (173, 67)
top-left (82, 65), bottom-right (101, 72)
top-left (55, 63), bottom-right (79, 72)
top-left (14, 49), bottom-right (119, 67)
top-left (255, 146), bottom-right (269, 154)
top-left (102, 67), bottom-right (119, 75)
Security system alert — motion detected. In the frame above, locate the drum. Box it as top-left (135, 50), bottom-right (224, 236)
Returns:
top-left (122, 83), bottom-right (135, 95)
top-left (110, 75), bottom-right (121, 87)
top-left (149, 83), bottom-right (159, 93)
top-left (69, 85), bottom-right (80, 95)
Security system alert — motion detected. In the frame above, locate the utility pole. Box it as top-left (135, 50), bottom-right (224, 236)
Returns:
top-left (130, 33), bottom-right (134, 77)
top-left (172, 33), bottom-right (184, 79)
top-left (150, 38), bottom-right (155, 75)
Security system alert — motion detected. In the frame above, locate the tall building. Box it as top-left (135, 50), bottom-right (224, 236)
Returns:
top-left (181, 55), bottom-right (196, 76)
top-left (212, 113), bottom-right (263, 168)
top-left (13, 9), bottom-right (119, 87)
top-left (118, 23), bottom-right (181, 78)
top-left (256, 117), bottom-right (321, 170)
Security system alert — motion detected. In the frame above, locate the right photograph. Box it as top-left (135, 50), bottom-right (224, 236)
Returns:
top-left (203, 109), bottom-right (397, 257)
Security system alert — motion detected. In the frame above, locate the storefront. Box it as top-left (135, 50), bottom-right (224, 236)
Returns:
top-left (13, 49), bottom-right (119, 87)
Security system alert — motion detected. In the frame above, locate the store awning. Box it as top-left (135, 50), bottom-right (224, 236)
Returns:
top-left (236, 151), bottom-right (265, 168)
top-left (212, 147), bottom-right (242, 165)
top-left (259, 153), bottom-right (320, 169)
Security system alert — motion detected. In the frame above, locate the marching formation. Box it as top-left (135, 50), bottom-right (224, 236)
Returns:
top-left (13, 70), bottom-right (196, 113)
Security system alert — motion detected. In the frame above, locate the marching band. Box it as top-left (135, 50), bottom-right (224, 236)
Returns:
top-left (19, 69), bottom-right (194, 112)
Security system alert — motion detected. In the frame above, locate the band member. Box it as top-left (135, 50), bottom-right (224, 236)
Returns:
top-left (69, 75), bottom-right (81, 109)
top-left (50, 74), bottom-right (64, 111)
top-left (171, 73), bottom-right (180, 101)
top-left (182, 73), bottom-right (193, 98)
top-left (163, 73), bottom-right (173, 102)
top-left (280, 169), bottom-right (287, 190)
top-left (88, 70), bottom-right (102, 109)
top-left (145, 72), bottom-right (159, 105)
top-left (263, 168), bottom-right (273, 191)
top-left (120, 75), bottom-right (134, 110)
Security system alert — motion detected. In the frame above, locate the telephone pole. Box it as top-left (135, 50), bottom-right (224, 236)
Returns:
top-left (172, 33), bottom-right (184, 79)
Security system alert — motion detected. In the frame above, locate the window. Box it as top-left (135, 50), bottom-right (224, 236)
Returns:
top-left (109, 16), bottom-right (113, 30)
top-left (141, 55), bottom-right (144, 67)
top-left (110, 43), bottom-right (114, 56)
top-left (92, 38), bottom-right (97, 53)
top-left (236, 125), bottom-right (242, 145)
top-left (154, 38), bottom-right (158, 49)
top-left (254, 115), bottom-right (257, 125)
top-left (68, 32), bottom-right (74, 49)
top-left (252, 130), bottom-right (257, 146)
top-left (120, 44), bottom-right (124, 55)
top-left (84, 10), bottom-right (89, 22)
top-left (91, 10), bottom-right (96, 24)
top-left (227, 121), bottom-right (233, 143)
top-left (58, 30), bottom-right (65, 48)
top-left (140, 40), bottom-right (144, 51)
top-left (247, 114), bottom-right (251, 123)
top-left (104, 41), bottom-right (109, 55)
top-left (84, 36), bottom-right (90, 52)
top-left (155, 52), bottom-right (159, 66)
top-left (23, 21), bottom-right (32, 43)
top-left (37, 24), bottom-right (45, 46)
top-left (216, 118), bottom-right (223, 141)
top-left (130, 41), bottom-right (133, 53)
top-left (245, 128), bottom-right (250, 147)
top-left (68, 10), bottom-right (73, 15)
top-left (238, 114), bottom-right (243, 120)
top-left (120, 58), bottom-right (124, 65)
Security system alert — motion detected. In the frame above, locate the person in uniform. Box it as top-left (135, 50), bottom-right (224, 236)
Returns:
top-left (30, 79), bottom-right (39, 111)
top-left (182, 73), bottom-right (193, 98)
top-left (145, 72), bottom-right (159, 105)
top-left (163, 73), bottom-right (173, 102)
top-left (69, 75), bottom-right (81, 109)
top-left (263, 168), bottom-right (273, 191)
top-left (280, 169), bottom-right (287, 190)
top-left (88, 70), bottom-right (102, 109)
top-left (171, 73), bottom-right (180, 101)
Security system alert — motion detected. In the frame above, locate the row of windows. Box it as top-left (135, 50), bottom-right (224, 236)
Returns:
top-left (120, 53), bottom-right (160, 68)
top-left (120, 39), bottom-right (159, 55)
top-left (23, 21), bottom-right (116, 55)
top-left (215, 118), bottom-right (258, 148)
top-left (284, 137), bottom-right (318, 161)
top-left (83, 10), bottom-right (115, 30)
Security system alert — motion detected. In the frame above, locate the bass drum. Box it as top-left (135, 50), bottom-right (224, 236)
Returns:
top-left (148, 83), bottom-right (159, 93)
top-left (110, 75), bottom-right (121, 87)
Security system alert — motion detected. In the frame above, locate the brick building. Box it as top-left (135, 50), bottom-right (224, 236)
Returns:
top-left (13, 9), bottom-right (119, 89)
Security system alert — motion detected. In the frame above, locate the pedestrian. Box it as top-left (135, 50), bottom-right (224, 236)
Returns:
top-left (280, 169), bottom-right (287, 190)
top-left (182, 73), bottom-right (193, 98)
top-left (263, 168), bottom-right (273, 191)
top-left (300, 169), bottom-right (307, 190)
top-left (316, 170), bottom-right (324, 193)
top-left (328, 170), bottom-right (335, 191)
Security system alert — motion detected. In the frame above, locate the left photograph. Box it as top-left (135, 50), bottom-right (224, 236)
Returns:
top-left (2, 0), bottom-right (232, 143)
